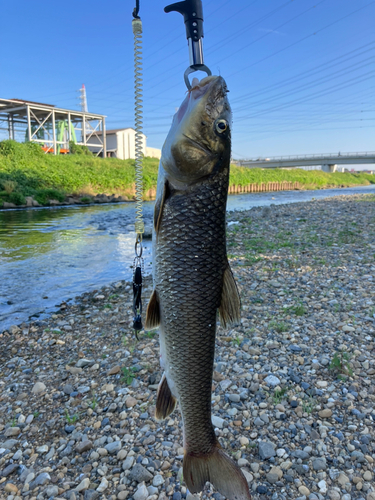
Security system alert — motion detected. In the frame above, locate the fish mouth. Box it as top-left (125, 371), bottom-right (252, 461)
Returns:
top-left (182, 134), bottom-right (213, 156)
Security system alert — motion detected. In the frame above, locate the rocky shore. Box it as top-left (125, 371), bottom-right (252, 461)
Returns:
top-left (1, 194), bottom-right (133, 210)
top-left (1, 194), bottom-right (374, 500)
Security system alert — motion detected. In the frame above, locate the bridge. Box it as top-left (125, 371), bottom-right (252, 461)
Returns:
top-left (235, 152), bottom-right (375, 172)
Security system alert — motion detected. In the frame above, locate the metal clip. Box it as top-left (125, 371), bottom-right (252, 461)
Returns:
top-left (133, 233), bottom-right (144, 336)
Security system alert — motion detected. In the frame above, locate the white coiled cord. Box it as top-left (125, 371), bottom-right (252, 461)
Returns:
top-left (132, 17), bottom-right (144, 236)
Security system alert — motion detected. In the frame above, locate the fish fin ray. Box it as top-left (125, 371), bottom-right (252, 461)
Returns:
top-left (183, 444), bottom-right (251, 499)
top-left (145, 289), bottom-right (160, 329)
top-left (219, 264), bottom-right (241, 328)
top-left (154, 180), bottom-right (169, 234)
top-left (155, 373), bottom-right (177, 421)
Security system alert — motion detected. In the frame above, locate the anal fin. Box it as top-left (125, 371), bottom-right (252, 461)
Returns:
top-left (219, 264), bottom-right (241, 329)
top-left (145, 290), bottom-right (160, 329)
top-left (155, 373), bottom-right (177, 421)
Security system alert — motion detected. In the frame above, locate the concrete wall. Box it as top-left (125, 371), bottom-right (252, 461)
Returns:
top-left (146, 146), bottom-right (161, 159)
top-left (116, 129), bottom-right (146, 160)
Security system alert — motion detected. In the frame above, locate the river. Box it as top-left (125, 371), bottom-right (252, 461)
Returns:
top-left (1, 184), bottom-right (375, 331)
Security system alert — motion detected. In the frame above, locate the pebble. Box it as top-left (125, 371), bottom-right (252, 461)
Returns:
top-left (259, 441), bottom-right (276, 460)
top-left (128, 464), bottom-right (153, 483)
top-left (31, 382), bottom-right (46, 394)
top-left (97, 477), bottom-right (109, 492)
top-left (134, 483), bottom-right (149, 500)
top-left (264, 375), bottom-right (281, 387)
top-left (75, 477), bottom-right (90, 492)
top-left (1, 195), bottom-right (375, 500)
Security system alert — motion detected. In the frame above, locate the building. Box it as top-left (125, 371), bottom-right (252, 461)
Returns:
top-left (0, 97), bottom-right (106, 156)
top-left (88, 127), bottom-right (161, 160)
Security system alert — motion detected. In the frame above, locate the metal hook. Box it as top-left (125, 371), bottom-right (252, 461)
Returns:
top-left (184, 64), bottom-right (212, 90)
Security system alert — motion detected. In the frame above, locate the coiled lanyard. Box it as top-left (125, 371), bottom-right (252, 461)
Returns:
top-left (132, 0), bottom-right (144, 335)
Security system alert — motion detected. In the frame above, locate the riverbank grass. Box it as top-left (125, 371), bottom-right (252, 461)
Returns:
top-left (1, 140), bottom-right (374, 206)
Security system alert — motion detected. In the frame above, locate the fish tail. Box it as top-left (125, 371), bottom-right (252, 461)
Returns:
top-left (183, 443), bottom-right (251, 500)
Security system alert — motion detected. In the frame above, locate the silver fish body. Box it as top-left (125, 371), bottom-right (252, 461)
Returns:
top-left (146, 76), bottom-right (251, 500)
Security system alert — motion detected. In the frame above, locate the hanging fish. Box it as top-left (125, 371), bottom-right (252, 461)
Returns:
top-left (146, 75), bottom-right (251, 499)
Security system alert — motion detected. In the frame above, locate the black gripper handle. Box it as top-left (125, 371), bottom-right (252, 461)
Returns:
top-left (165, 0), bottom-right (204, 41)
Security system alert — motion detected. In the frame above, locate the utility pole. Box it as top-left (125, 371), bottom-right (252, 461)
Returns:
top-left (79, 84), bottom-right (88, 112)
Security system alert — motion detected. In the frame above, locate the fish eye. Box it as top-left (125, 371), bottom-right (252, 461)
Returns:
top-left (215, 119), bottom-right (228, 133)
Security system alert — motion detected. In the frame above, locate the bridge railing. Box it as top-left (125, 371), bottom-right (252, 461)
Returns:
top-left (236, 152), bottom-right (375, 163)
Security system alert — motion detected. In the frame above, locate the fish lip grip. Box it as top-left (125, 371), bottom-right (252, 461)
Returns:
top-left (165, 0), bottom-right (212, 89)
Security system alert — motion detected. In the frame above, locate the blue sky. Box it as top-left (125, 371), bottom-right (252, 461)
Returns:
top-left (2, 0), bottom-right (374, 159)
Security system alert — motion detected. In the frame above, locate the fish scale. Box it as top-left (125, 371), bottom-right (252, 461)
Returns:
top-left (156, 169), bottom-right (228, 455)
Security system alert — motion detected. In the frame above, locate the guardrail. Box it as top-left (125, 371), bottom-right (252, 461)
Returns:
top-left (236, 152), bottom-right (375, 163)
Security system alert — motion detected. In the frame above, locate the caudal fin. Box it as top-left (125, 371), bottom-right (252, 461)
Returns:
top-left (183, 444), bottom-right (251, 500)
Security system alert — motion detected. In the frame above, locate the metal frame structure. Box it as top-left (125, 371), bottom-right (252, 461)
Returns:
top-left (0, 98), bottom-right (106, 156)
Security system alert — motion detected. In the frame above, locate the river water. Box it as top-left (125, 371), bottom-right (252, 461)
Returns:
top-left (1, 184), bottom-right (375, 331)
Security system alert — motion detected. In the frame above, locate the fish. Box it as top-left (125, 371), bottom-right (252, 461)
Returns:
top-left (145, 75), bottom-right (251, 500)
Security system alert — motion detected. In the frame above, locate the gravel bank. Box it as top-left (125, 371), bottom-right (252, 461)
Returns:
top-left (1, 194), bottom-right (374, 500)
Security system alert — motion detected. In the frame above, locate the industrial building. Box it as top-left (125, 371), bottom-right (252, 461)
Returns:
top-left (0, 97), bottom-right (161, 159)
top-left (88, 128), bottom-right (161, 159)
top-left (0, 98), bottom-right (106, 156)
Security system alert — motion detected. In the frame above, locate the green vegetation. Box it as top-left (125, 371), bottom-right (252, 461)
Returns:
top-left (90, 392), bottom-right (98, 411)
top-left (232, 336), bottom-right (242, 346)
top-left (121, 366), bottom-right (136, 385)
top-left (302, 395), bottom-right (317, 414)
top-left (65, 409), bottom-right (80, 424)
top-left (229, 163), bottom-right (374, 189)
top-left (269, 320), bottom-right (288, 333)
top-left (1, 140), bottom-right (374, 207)
top-left (329, 351), bottom-right (353, 378)
top-left (0, 140), bottom-right (159, 205)
top-left (272, 387), bottom-right (289, 404)
top-left (284, 302), bottom-right (307, 316)
top-left (145, 331), bottom-right (157, 339)
top-left (8, 416), bottom-right (17, 427)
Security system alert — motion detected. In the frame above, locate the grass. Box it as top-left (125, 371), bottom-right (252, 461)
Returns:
top-left (272, 387), bottom-right (289, 404)
top-left (329, 351), bottom-right (353, 378)
top-left (90, 392), bottom-right (98, 411)
top-left (269, 320), bottom-right (288, 333)
top-left (242, 254), bottom-right (264, 266)
top-left (9, 416), bottom-right (17, 427)
top-left (65, 409), bottom-right (80, 424)
top-left (121, 367), bottom-right (136, 385)
top-left (145, 331), bottom-right (157, 339)
top-left (1, 140), bottom-right (374, 206)
top-left (229, 163), bottom-right (375, 189)
top-left (284, 302), bottom-right (307, 316)
top-left (302, 395), bottom-right (317, 414)
top-left (232, 336), bottom-right (242, 346)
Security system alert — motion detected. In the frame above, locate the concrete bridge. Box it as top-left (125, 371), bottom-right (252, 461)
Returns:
top-left (235, 152), bottom-right (375, 172)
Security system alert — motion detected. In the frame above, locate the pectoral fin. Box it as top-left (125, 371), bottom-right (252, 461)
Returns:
top-left (145, 289), bottom-right (160, 329)
top-left (155, 373), bottom-right (177, 421)
top-left (154, 180), bottom-right (170, 234)
top-left (219, 264), bottom-right (241, 328)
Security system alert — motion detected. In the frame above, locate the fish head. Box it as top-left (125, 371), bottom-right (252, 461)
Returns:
top-left (161, 75), bottom-right (231, 185)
